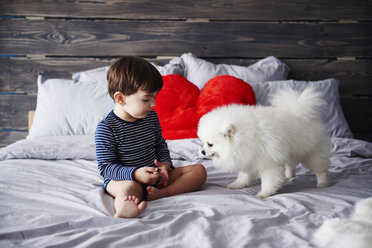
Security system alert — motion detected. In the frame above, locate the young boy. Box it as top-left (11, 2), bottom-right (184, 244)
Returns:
top-left (95, 56), bottom-right (207, 218)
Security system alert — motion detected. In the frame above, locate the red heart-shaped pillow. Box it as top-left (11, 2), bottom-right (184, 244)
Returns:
top-left (154, 74), bottom-right (256, 139)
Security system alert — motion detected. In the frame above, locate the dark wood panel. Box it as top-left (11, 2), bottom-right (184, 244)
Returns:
top-left (209, 58), bottom-right (372, 97)
top-left (353, 132), bottom-right (372, 142)
top-left (0, 0), bottom-right (370, 20)
top-left (341, 97), bottom-right (372, 140)
top-left (284, 59), bottom-right (372, 97)
top-left (0, 57), bottom-right (114, 93)
top-left (0, 94), bottom-right (36, 129)
top-left (1, 57), bottom-right (371, 97)
top-left (0, 57), bottom-right (170, 93)
top-left (0, 131), bottom-right (27, 148)
top-left (1, 19), bottom-right (371, 58)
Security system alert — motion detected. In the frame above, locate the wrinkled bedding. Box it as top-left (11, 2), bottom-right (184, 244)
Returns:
top-left (0, 136), bottom-right (371, 248)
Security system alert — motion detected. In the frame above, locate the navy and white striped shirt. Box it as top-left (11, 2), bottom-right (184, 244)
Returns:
top-left (95, 110), bottom-right (172, 189)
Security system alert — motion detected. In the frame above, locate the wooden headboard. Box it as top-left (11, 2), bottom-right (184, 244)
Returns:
top-left (1, 1), bottom-right (371, 147)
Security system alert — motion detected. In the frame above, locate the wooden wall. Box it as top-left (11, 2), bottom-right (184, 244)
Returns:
top-left (0, 0), bottom-right (371, 147)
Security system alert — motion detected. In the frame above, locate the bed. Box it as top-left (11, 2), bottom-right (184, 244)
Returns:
top-left (1, 1), bottom-right (372, 248)
top-left (0, 53), bottom-right (372, 248)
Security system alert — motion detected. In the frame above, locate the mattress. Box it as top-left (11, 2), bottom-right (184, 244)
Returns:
top-left (1, 135), bottom-right (371, 248)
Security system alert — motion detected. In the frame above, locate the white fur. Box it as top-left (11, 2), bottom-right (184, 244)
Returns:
top-left (197, 87), bottom-right (331, 198)
top-left (312, 197), bottom-right (372, 248)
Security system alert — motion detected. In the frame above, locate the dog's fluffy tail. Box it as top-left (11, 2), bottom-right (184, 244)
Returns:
top-left (270, 86), bottom-right (325, 120)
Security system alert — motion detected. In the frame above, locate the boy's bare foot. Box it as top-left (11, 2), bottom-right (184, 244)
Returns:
top-left (114, 195), bottom-right (147, 218)
top-left (147, 186), bottom-right (166, 201)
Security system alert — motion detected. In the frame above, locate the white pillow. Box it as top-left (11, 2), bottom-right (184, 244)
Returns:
top-left (72, 66), bottom-right (109, 83)
top-left (29, 58), bottom-right (184, 139)
top-left (72, 57), bottom-right (184, 83)
top-left (254, 78), bottom-right (353, 138)
top-left (180, 53), bottom-right (289, 89)
top-left (28, 75), bottom-right (114, 138)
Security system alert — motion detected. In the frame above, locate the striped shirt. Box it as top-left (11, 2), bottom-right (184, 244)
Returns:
top-left (95, 110), bottom-right (172, 189)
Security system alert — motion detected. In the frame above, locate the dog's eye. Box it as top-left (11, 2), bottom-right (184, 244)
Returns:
top-left (207, 142), bottom-right (213, 147)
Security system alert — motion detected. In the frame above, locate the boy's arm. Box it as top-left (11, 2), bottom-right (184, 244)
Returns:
top-left (152, 112), bottom-right (174, 169)
top-left (156, 139), bottom-right (173, 165)
top-left (95, 121), bottom-right (137, 181)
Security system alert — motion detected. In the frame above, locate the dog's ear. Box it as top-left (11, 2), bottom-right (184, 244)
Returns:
top-left (221, 123), bottom-right (235, 137)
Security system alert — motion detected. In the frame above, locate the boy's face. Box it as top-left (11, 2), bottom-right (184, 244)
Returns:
top-left (118, 90), bottom-right (158, 121)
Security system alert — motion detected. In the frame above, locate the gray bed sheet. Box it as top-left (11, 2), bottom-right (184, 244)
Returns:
top-left (0, 136), bottom-right (371, 248)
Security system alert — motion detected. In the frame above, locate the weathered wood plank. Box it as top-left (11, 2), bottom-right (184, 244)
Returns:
top-left (0, 94), bottom-right (36, 129)
top-left (341, 97), bottom-right (372, 141)
top-left (1, 57), bottom-right (371, 97)
top-left (0, 57), bottom-right (114, 93)
top-left (1, 19), bottom-right (371, 58)
top-left (0, 57), bottom-right (170, 93)
top-left (284, 59), bottom-right (372, 97)
top-left (353, 132), bottom-right (372, 142)
top-left (0, 0), bottom-right (370, 20)
top-left (209, 58), bottom-right (372, 97)
top-left (0, 131), bottom-right (27, 148)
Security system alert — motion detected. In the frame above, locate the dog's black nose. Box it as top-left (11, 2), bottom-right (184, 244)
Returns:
top-left (201, 150), bottom-right (206, 155)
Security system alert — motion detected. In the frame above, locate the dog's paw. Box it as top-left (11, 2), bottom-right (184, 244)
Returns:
top-left (255, 191), bottom-right (274, 198)
top-left (317, 182), bottom-right (329, 188)
top-left (228, 181), bottom-right (246, 189)
top-left (285, 167), bottom-right (295, 180)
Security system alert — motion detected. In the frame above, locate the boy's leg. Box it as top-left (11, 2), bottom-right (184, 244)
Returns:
top-left (147, 164), bottom-right (206, 201)
top-left (106, 180), bottom-right (147, 218)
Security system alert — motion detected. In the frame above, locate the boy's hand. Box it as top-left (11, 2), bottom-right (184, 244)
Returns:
top-left (133, 167), bottom-right (159, 185)
top-left (154, 159), bottom-right (171, 187)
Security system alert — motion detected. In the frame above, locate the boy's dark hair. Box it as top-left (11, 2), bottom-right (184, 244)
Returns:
top-left (107, 56), bottom-right (163, 100)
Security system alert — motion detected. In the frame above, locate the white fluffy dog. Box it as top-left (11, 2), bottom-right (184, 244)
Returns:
top-left (312, 197), bottom-right (372, 248)
top-left (197, 87), bottom-right (331, 198)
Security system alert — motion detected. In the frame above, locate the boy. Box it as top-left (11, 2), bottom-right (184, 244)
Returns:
top-left (95, 56), bottom-right (207, 218)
